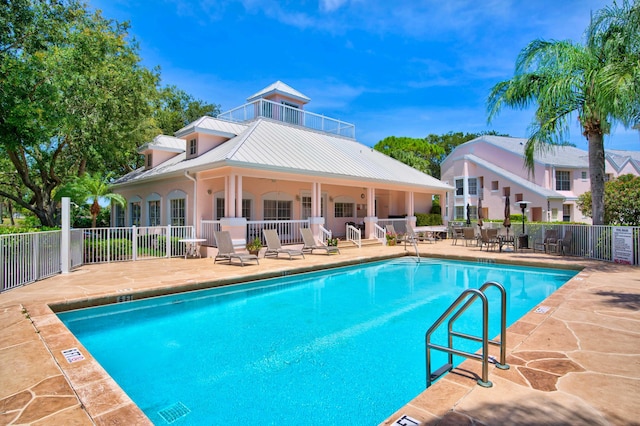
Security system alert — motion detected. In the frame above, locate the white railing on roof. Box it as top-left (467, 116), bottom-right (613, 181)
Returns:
top-left (217, 98), bottom-right (356, 139)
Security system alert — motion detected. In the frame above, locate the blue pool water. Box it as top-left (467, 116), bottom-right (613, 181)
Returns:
top-left (59, 258), bottom-right (577, 425)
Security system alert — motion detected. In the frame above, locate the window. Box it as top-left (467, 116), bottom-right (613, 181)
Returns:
top-left (216, 198), bottom-right (225, 220)
top-left (170, 198), bottom-right (186, 226)
top-left (562, 204), bottom-right (571, 222)
top-left (503, 186), bottom-right (510, 197)
top-left (146, 153), bottom-right (152, 167)
top-left (455, 206), bottom-right (465, 220)
top-left (264, 200), bottom-right (292, 220)
top-left (515, 193), bottom-right (523, 202)
top-left (491, 181), bottom-right (499, 191)
top-left (605, 173), bottom-right (613, 182)
top-left (301, 196), bottom-right (312, 220)
top-left (468, 178), bottom-right (477, 195)
top-left (130, 202), bottom-right (141, 226)
top-left (189, 139), bottom-right (197, 155)
top-left (148, 200), bottom-right (161, 226)
top-left (556, 171), bottom-right (570, 191)
top-left (335, 202), bottom-right (354, 218)
top-left (455, 179), bottom-right (463, 196)
top-left (581, 171), bottom-right (588, 180)
top-left (114, 204), bottom-right (125, 227)
top-left (242, 199), bottom-right (251, 220)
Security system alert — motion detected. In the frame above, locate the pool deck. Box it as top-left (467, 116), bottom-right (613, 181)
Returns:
top-left (1, 241), bottom-right (639, 425)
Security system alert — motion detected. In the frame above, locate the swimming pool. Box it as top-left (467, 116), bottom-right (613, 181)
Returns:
top-left (58, 258), bottom-right (577, 425)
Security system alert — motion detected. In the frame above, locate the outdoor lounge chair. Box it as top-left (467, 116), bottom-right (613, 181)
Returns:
top-left (300, 227), bottom-right (340, 255)
top-left (213, 231), bottom-right (259, 266)
top-left (557, 230), bottom-right (573, 255)
top-left (385, 224), bottom-right (410, 246)
top-left (263, 229), bottom-right (305, 260)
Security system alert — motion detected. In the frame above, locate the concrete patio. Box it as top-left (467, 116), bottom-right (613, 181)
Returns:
top-left (1, 241), bottom-right (638, 425)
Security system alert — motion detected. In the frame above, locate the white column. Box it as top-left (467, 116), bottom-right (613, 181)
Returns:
top-left (463, 160), bottom-right (469, 209)
top-left (311, 182), bottom-right (317, 217)
top-left (236, 175), bottom-right (243, 218)
top-left (224, 176), bottom-right (229, 217)
top-left (316, 182), bottom-right (322, 217)
top-left (61, 197), bottom-right (71, 274)
top-left (367, 187), bottom-right (375, 216)
top-left (228, 173), bottom-right (236, 217)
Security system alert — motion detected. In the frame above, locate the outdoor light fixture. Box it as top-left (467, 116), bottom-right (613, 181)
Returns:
top-left (518, 201), bottom-right (531, 234)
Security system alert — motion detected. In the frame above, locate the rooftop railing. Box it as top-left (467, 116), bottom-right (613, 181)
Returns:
top-left (217, 98), bottom-right (356, 139)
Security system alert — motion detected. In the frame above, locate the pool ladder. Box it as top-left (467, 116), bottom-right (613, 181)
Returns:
top-left (425, 281), bottom-right (509, 388)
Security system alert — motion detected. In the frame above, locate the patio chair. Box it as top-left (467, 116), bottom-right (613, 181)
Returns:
top-left (462, 227), bottom-right (479, 246)
top-left (263, 229), bottom-right (305, 260)
top-left (533, 230), bottom-right (558, 253)
top-left (479, 228), bottom-right (499, 251)
top-left (213, 231), bottom-right (259, 266)
top-left (557, 230), bottom-right (573, 255)
top-left (450, 226), bottom-right (464, 245)
top-left (300, 227), bottom-right (340, 255)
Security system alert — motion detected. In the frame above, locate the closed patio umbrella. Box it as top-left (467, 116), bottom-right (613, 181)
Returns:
top-left (466, 203), bottom-right (471, 225)
top-left (477, 198), bottom-right (484, 228)
top-left (503, 195), bottom-right (511, 238)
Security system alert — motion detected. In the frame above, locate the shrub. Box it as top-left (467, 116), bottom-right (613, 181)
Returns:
top-left (415, 213), bottom-right (443, 226)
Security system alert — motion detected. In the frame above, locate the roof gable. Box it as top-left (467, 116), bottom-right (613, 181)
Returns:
top-left (246, 81), bottom-right (311, 104)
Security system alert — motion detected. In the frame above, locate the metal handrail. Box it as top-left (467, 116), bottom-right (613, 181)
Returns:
top-left (425, 281), bottom-right (509, 388)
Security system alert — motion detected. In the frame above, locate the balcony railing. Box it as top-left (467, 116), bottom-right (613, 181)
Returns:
top-left (217, 98), bottom-right (356, 139)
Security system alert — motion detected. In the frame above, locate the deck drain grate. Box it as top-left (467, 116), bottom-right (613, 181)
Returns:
top-left (158, 402), bottom-right (190, 424)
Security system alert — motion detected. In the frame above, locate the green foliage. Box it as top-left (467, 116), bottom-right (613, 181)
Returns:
top-left (577, 174), bottom-right (640, 225)
top-left (84, 238), bottom-right (132, 262)
top-left (487, 1), bottom-right (640, 224)
top-left (430, 204), bottom-right (441, 215)
top-left (415, 213), bottom-right (443, 226)
top-left (154, 85), bottom-right (220, 134)
top-left (373, 131), bottom-right (507, 178)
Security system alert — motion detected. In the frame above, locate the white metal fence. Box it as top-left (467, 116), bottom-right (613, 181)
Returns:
top-left (1, 231), bottom-right (61, 292)
top-left (201, 220), bottom-right (222, 246)
top-left (247, 220), bottom-right (310, 246)
top-left (1, 225), bottom-right (194, 292)
top-left (2, 221), bottom-right (638, 292)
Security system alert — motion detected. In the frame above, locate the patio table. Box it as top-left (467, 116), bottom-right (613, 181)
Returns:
top-left (178, 238), bottom-right (206, 259)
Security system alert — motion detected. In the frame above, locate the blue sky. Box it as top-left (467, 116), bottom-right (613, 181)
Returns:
top-left (89, 0), bottom-right (638, 152)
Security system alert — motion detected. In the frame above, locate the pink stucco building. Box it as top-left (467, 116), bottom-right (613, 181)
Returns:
top-left (112, 81), bottom-right (452, 245)
top-left (440, 135), bottom-right (640, 224)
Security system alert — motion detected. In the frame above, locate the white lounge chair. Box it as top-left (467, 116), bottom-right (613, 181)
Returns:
top-left (263, 229), bottom-right (305, 260)
top-left (214, 231), bottom-right (259, 266)
top-left (300, 227), bottom-right (340, 255)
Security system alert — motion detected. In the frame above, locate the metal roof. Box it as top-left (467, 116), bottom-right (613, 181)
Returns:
top-left (465, 154), bottom-right (565, 199)
top-left (246, 81), bottom-right (311, 104)
top-left (137, 135), bottom-right (185, 154)
top-left (476, 136), bottom-right (591, 167)
top-left (115, 118), bottom-right (452, 191)
top-left (174, 115), bottom-right (248, 139)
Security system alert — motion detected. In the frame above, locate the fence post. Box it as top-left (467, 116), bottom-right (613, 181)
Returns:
top-left (166, 225), bottom-right (172, 258)
top-left (61, 197), bottom-right (71, 274)
top-left (132, 225), bottom-right (138, 261)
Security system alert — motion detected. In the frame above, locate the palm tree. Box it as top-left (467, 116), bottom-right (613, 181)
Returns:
top-left (58, 172), bottom-right (126, 228)
top-left (487, 1), bottom-right (639, 225)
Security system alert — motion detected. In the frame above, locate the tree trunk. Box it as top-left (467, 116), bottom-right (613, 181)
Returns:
top-left (90, 199), bottom-right (100, 228)
top-left (588, 132), bottom-right (606, 225)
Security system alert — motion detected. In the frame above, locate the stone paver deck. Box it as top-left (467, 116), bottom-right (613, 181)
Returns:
top-left (1, 242), bottom-right (638, 425)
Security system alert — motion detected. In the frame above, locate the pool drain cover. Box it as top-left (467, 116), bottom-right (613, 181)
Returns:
top-left (158, 402), bottom-right (190, 424)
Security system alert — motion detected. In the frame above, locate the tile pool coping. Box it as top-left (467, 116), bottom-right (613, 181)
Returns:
top-left (1, 244), bottom-right (638, 425)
